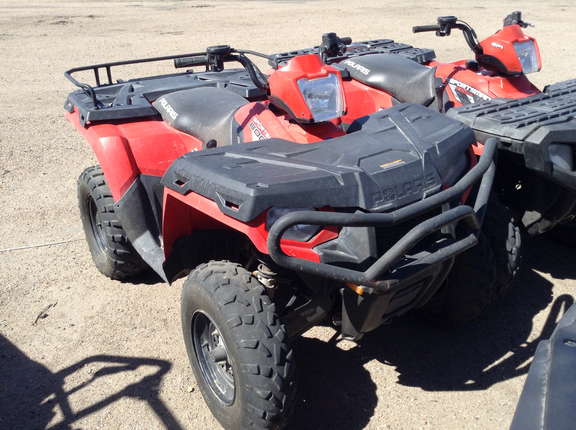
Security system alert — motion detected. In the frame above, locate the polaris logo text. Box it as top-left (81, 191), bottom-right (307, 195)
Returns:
top-left (371, 174), bottom-right (436, 207)
top-left (158, 98), bottom-right (178, 120)
top-left (491, 42), bottom-right (504, 50)
top-left (343, 60), bottom-right (370, 75)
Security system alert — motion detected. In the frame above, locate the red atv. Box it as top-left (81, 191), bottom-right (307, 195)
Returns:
top-left (292, 12), bottom-right (576, 243)
top-left (66, 39), bottom-right (502, 429)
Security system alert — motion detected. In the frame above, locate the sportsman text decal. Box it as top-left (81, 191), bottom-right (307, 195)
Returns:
top-left (447, 78), bottom-right (491, 105)
top-left (248, 117), bottom-right (271, 141)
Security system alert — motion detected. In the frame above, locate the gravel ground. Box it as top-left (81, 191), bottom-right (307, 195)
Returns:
top-left (1, 1), bottom-right (575, 429)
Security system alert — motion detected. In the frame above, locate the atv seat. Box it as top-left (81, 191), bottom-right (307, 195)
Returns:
top-left (340, 54), bottom-right (442, 108)
top-left (154, 87), bottom-right (248, 147)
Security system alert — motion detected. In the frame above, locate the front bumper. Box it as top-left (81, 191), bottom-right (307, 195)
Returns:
top-left (267, 138), bottom-right (497, 291)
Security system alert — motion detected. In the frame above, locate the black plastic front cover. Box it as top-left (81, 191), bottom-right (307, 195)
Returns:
top-left (161, 103), bottom-right (474, 222)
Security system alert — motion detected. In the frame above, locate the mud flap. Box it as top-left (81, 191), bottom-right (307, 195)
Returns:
top-left (115, 177), bottom-right (168, 282)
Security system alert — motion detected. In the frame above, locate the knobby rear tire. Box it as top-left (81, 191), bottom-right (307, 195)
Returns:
top-left (77, 166), bottom-right (148, 279)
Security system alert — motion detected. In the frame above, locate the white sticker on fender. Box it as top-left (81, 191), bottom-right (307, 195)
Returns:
top-left (248, 117), bottom-right (271, 141)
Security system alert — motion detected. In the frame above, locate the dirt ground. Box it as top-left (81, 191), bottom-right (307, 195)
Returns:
top-left (1, 1), bottom-right (576, 429)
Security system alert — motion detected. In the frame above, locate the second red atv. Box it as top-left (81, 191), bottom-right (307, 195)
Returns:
top-left (284, 12), bottom-right (575, 246)
top-left (66, 39), bottom-right (506, 429)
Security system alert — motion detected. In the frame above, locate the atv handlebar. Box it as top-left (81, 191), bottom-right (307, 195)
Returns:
top-left (174, 47), bottom-right (271, 92)
top-left (174, 56), bottom-right (209, 68)
top-left (413, 16), bottom-right (483, 54)
top-left (412, 25), bottom-right (442, 33)
top-left (414, 11), bottom-right (533, 55)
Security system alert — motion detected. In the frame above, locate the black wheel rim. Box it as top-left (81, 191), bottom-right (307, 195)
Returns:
top-left (87, 196), bottom-right (107, 254)
top-left (192, 310), bottom-right (235, 405)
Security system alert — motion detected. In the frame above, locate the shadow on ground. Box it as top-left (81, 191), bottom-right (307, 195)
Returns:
top-left (0, 338), bottom-right (183, 430)
top-left (288, 234), bottom-right (575, 429)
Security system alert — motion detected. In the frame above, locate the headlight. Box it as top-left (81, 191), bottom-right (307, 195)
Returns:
top-left (549, 144), bottom-right (574, 171)
top-left (266, 207), bottom-right (321, 242)
top-left (513, 40), bottom-right (540, 74)
top-left (297, 74), bottom-right (343, 122)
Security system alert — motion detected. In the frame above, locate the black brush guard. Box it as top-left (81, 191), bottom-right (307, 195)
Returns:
top-left (267, 138), bottom-right (497, 291)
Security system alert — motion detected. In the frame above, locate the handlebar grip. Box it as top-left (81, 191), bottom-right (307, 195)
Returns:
top-left (340, 37), bottom-right (352, 45)
top-left (412, 25), bottom-right (441, 33)
top-left (174, 57), bottom-right (208, 69)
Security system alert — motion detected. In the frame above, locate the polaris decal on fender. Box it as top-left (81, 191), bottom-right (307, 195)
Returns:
top-left (342, 59), bottom-right (370, 75)
top-left (157, 98), bottom-right (179, 120)
top-left (248, 117), bottom-right (271, 141)
top-left (447, 78), bottom-right (491, 105)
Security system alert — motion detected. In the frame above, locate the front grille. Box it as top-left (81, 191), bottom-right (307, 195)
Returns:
top-left (375, 207), bottom-right (443, 256)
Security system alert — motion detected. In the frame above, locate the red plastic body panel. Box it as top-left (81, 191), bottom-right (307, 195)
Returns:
top-left (337, 60), bottom-right (539, 121)
top-left (235, 101), bottom-right (346, 144)
top-left (285, 119), bottom-right (346, 143)
top-left (234, 102), bottom-right (295, 142)
top-left (435, 61), bottom-right (540, 107)
top-left (162, 188), bottom-right (337, 261)
top-left (340, 79), bottom-right (394, 123)
top-left (67, 109), bottom-right (202, 200)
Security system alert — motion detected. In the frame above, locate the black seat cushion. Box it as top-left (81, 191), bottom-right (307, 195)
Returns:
top-left (341, 54), bottom-right (438, 107)
top-left (155, 87), bottom-right (248, 147)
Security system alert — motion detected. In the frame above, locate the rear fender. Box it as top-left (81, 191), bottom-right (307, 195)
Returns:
top-left (67, 109), bottom-right (203, 200)
top-left (66, 110), bottom-right (138, 200)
